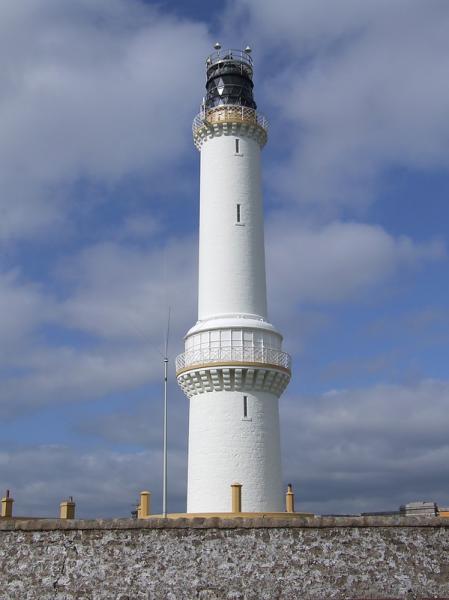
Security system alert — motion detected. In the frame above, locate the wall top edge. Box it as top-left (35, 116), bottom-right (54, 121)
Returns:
top-left (1, 516), bottom-right (449, 532)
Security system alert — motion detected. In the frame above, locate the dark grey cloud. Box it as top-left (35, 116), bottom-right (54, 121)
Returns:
top-left (2, 379), bottom-right (448, 517)
top-left (281, 379), bottom-right (449, 514)
top-left (0, 444), bottom-right (187, 518)
top-left (76, 388), bottom-right (188, 452)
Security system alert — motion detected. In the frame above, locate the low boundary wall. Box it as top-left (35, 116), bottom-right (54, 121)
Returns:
top-left (1, 516), bottom-right (449, 599)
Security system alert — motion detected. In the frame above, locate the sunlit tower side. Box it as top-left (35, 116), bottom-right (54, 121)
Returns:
top-left (176, 45), bottom-right (291, 513)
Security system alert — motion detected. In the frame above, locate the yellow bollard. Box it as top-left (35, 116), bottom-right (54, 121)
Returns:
top-left (139, 491), bottom-right (151, 518)
top-left (60, 497), bottom-right (76, 519)
top-left (1, 490), bottom-right (14, 518)
top-left (231, 483), bottom-right (242, 513)
top-left (286, 483), bottom-right (295, 513)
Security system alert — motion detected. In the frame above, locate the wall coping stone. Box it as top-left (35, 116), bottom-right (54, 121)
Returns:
top-left (1, 515), bottom-right (449, 531)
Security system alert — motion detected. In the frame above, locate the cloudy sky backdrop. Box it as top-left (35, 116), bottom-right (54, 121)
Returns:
top-left (1, 0), bottom-right (449, 517)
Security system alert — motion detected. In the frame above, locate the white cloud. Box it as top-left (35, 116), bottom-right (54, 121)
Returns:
top-left (0, 234), bottom-right (196, 416)
top-left (267, 219), bottom-right (445, 319)
top-left (0, 270), bottom-right (54, 355)
top-left (120, 213), bottom-right (161, 240)
top-left (60, 238), bottom-right (196, 340)
top-left (0, 0), bottom-right (210, 241)
top-left (226, 0), bottom-right (449, 208)
top-left (0, 217), bottom-right (443, 416)
top-left (0, 343), bottom-right (162, 418)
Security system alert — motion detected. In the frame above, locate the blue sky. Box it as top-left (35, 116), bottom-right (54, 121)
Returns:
top-left (1, 0), bottom-right (449, 518)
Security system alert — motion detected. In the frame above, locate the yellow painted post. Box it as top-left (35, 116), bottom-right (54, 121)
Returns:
top-left (1, 490), bottom-right (14, 518)
top-left (286, 483), bottom-right (295, 513)
top-left (139, 491), bottom-right (151, 518)
top-left (60, 497), bottom-right (76, 519)
top-left (231, 483), bottom-right (242, 513)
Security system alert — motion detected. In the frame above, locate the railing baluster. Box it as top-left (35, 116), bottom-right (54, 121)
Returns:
top-left (176, 345), bottom-right (291, 372)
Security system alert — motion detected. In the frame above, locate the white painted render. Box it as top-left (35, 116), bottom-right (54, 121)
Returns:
top-left (186, 315), bottom-right (282, 337)
top-left (187, 389), bottom-right (283, 513)
top-left (198, 133), bottom-right (267, 321)
top-left (178, 117), bottom-right (290, 513)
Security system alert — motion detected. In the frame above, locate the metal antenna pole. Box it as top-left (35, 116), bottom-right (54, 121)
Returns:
top-left (162, 307), bottom-right (171, 518)
top-left (162, 357), bottom-right (168, 517)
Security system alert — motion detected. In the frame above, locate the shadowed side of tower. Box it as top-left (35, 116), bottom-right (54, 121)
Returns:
top-left (176, 47), bottom-right (291, 513)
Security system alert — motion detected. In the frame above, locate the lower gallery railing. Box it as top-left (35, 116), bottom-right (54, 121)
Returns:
top-left (176, 346), bottom-right (291, 373)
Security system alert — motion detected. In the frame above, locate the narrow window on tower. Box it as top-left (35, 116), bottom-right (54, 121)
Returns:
top-left (236, 203), bottom-right (241, 223)
top-left (243, 395), bottom-right (248, 418)
top-left (235, 138), bottom-right (240, 154)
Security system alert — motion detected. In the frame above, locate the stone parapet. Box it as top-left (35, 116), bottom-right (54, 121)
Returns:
top-left (2, 517), bottom-right (449, 598)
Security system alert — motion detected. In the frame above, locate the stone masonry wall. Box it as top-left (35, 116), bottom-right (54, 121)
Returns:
top-left (1, 516), bottom-right (449, 599)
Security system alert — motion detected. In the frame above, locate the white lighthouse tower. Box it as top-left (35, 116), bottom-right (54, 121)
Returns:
top-left (176, 46), bottom-right (291, 513)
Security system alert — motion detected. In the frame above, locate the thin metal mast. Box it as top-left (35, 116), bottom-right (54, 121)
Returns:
top-left (162, 307), bottom-right (171, 518)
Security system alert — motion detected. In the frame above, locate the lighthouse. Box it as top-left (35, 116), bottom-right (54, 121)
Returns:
top-left (176, 46), bottom-right (291, 513)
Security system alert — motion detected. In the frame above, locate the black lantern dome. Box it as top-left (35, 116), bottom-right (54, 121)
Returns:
top-left (205, 47), bottom-right (256, 110)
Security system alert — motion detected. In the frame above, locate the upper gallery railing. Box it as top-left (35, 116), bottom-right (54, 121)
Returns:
top-left (193, 105), bottom-right (268, 136)
top-left (206, 48), bottom-right (254, 70)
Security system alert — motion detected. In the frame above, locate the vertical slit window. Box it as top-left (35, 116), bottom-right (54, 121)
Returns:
top-left (235, 138), bottom-right (240, 154)
top-left (243, 395), bottom-right (248, 418)
top-left (236, 204), bottom-right (241, 223)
